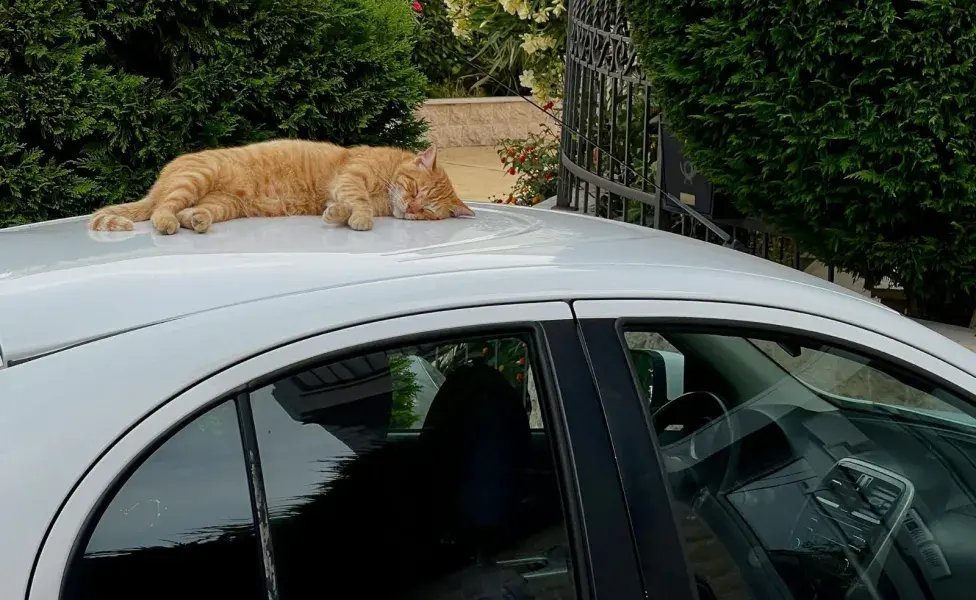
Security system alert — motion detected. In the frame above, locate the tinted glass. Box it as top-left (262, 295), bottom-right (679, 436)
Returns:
top-left (64, 400), bottom-right (263, 600)
top-left (251, 334), bottom-right (577, 599)
top-left (623, 327), bottom-right (976, 600)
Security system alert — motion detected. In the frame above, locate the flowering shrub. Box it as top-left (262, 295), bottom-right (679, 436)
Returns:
top-left (492, 107), bottom-right (560, 205)
top-left (444, 0), bottom-right (566, 100)
top-left (411, 0), bottom-right (513, 95)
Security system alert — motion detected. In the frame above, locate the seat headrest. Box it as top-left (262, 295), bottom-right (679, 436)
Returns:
top-left (420, 363), bottom-right (532, 548)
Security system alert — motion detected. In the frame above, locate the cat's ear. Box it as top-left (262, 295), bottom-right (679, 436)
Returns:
top-left (415, 145), bottom-right (438, 171)
top-left (451, 202), bottom-right (475, 218)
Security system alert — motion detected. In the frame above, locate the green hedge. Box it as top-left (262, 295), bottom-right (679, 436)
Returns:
top-left (626, 0), bottom-right (976, 324)
top-left (0, 0), bottom-right (427, 228)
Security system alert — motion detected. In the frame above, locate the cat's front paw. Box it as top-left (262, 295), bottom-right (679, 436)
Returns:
top-left (323, 203), bottom-right (352, 225)
top-left (177, 207), bottom-right (213, 233)
top-left (151, 212), bottom-right (180, 235)
top-left (347, 212), bottom-right (374, 231)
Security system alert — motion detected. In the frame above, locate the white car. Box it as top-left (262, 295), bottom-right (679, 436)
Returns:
top-left (3, 205), bottom-right (976, 600)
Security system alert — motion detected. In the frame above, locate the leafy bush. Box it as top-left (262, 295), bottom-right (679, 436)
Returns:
top-left (445, 0), bottom-right (566, 100)
top-left (492, 106), bottom-right (559, 205)
top-left (0, 0), bottom-right (427, 227)
top-left (626, 0), bottom-right (976, 324)
top-left (412, 0), bottom-right (506, 96)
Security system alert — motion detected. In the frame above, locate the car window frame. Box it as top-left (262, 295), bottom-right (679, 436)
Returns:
top-left (577, 300), bottom-right (976, 411)
top-left (32, 302), bottom-right (638, 600)
top-left (573, 298), bottom-right (976, 600)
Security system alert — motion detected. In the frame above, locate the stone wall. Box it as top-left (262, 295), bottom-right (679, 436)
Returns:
top-left (417, 97), bottom-right (560, 148)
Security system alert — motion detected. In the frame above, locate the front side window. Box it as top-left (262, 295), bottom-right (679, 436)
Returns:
top-left (621, 326), bottom-right (976, 600)
top-left (64, 399), bottom-right (263, 600)
top-left (250, 332), bottom-right (576, 599)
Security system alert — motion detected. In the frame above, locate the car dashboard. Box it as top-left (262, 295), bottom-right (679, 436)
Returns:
top-left (658, 398), bottom-right (976, 600)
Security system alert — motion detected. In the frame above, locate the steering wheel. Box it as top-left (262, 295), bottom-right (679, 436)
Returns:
top-left (651, 391), bottom-right (739, 494)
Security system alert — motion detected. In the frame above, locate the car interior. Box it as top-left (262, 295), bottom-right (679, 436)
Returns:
top-left (637, 327), bottom-right (976, 600)
top-left (255, 341), bottom-right (576, 600)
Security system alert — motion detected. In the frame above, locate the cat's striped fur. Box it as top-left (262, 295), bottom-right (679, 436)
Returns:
top-left (89, 139), bottom-right (474, 234)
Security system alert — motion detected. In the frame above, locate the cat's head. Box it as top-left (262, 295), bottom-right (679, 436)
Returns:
top-left (392, 146), bottom-right (476, 221)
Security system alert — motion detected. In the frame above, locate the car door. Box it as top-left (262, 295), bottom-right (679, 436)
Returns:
top-left (575, 299), bottom-right (976, 600)
top-left (33, 302), bottom-right (642, 600)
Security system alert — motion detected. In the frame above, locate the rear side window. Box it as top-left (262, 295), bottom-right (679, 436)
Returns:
top-left (249, 333), bottom-right (578, 599)
top-left (63, 399), bottom-right (263, 600)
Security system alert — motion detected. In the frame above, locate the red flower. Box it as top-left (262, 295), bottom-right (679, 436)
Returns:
top-left (411, 0), bottom-right (423, 12)
top-left (544, 172), bottom-right (553, 180)
top-left (543, 101), bottom-right (554, 111)
top-left (508, 168), bottom-right (517, 175)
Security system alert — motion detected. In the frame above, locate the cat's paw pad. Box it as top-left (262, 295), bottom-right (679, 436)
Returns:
top-left (347, 212), bottom-right (374, 231)
top-left (323, 204), bottom-right (352, 225)
top-left (151, 212), bottom-right (180, 235)
top-left (177, 207), bottom-right (213, 233)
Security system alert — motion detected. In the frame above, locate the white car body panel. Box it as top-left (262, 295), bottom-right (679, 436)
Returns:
top-left (0, 206), bottom-right (882, 365)
top-left (2, 205), bottom-right (976, 600)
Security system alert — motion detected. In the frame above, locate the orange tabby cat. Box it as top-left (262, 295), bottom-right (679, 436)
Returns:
top-left (88, 139), bottom-right (475, 234)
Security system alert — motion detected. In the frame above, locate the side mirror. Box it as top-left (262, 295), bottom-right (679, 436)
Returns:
top-left (628, 348), bottom-right (685, 409)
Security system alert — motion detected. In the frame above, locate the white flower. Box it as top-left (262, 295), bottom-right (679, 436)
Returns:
top-left (499, 0), bottom-right (519, 15)
top-left (452, 18), bottom-right (472, 37)
top-left (521, 33), bottom-right (557, 55)
top-left (533, 9), bottom-right (549, 23)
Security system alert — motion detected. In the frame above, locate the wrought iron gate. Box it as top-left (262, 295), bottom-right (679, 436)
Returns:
top-left (555, 0), bottom-right (822, 278)
top-left (556, 0), bottom-right (661, 227)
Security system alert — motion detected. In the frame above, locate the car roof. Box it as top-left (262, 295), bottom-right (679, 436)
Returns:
top-left (0, 204), bottom-right (929, 366)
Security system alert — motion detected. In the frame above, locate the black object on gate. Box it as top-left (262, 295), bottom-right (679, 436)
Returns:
top-left (659, 124), bottom-right (742, 223)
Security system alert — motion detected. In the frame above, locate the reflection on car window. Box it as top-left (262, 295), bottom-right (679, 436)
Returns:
top-left (623, 326), bottom-right (976, 600)
top-left (749, 338), bottom-right (968, 417)
top-left (64, 400), bottom-right (263, 600)
top-left (624, 331), bottom-right (682, 406)
top-left (387, 337), bottom-right (544, 429)
top-left (250, 333), bottom-right (576, 599)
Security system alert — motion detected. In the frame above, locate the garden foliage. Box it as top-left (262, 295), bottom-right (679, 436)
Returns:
top-left (626, 0), bottom-right (976, 324)
top-left (0, 0), bottom-right (427, 227)
top-left (411, 0), bottom-right (509, 96)
top-left (493, 106), bottom-right (559, 206)
top-left (444, 0), bottom-right (566, 100)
